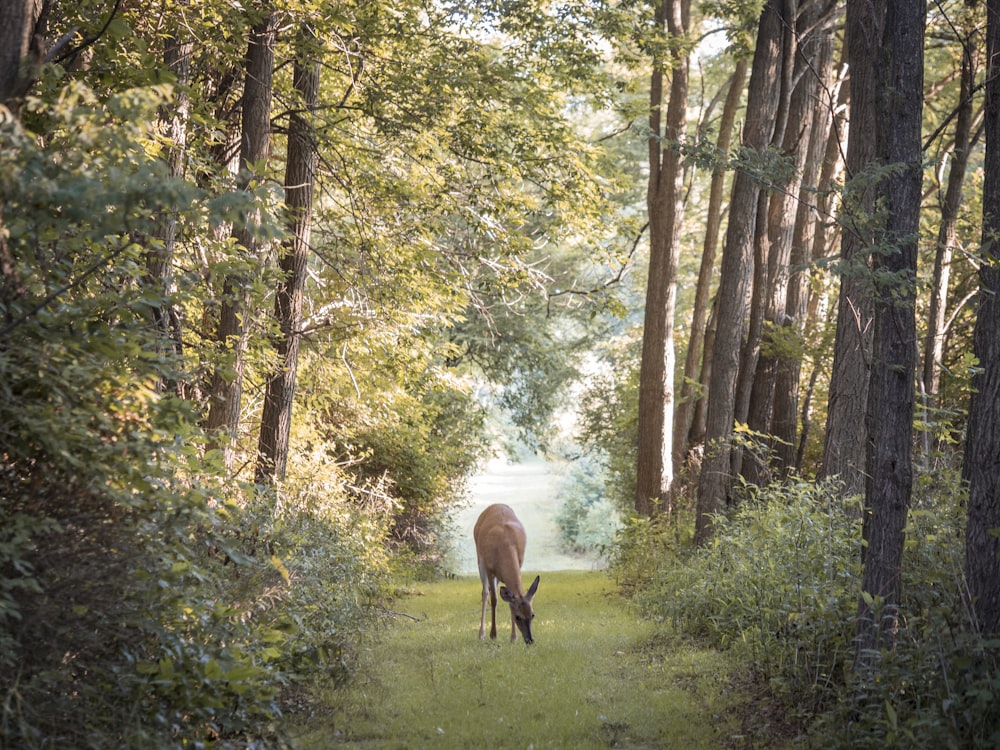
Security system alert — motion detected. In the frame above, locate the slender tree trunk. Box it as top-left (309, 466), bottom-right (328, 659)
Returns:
top-left (922, 25), bottom-right (978, 405)
top-left (695, 0), bottom-right (784, 543)
top-left (745, 1), bottom-right (838, 485)
top-left (146, 25), bottom-right (192, 395)
top-left (689, 292), bottom-right (719, 450)
top-left (205, 12), bottom-right (278, 466)
top-left (856, 0), bottom-right (924, 659)
top-left (255, 26), bottom-right (320, 486)
top-left (635, 0), bottom-right (690, 516)
top-left (965, 0), bottom-right (1000, 636)
top-left (674, 59), bottom-right (748, 470)
top-left (775, 35), bottom-right (846, 474)
top-left (820, 0), bottom-right (882, 496)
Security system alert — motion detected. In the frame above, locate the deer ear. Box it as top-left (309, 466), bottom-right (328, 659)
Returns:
top-left (526, 575), bottom-right (540, 598)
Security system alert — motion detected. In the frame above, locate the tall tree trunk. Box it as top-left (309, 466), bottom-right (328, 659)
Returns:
top-left (205, 12), bottom-right (278, 466)
top-left (745, 1), bottom-right (838, 485)
top-left (689, 292), bottom-right (719, 450)
top-left (965, 0), bottom-right (1000, 636)
top-left (857, 0), bottom-right (924, 659)
top-left (774, 34), bottom-right (845, 474)
top-left (635, 0), bottom-right (690, 516)
top-left (819, 0), bottom-right (882, 496)
top-left (255, 26), bottom-right (320, 486)
top-left (146, 25), bottom-right (192, 395)
top-left (922, 22), bottom-right (978, 407)
top-left (674, 58), bottom-right (748, 470)
top-left (694, 0), bottom-right (784, 544)
top-left (764, 5), bottom-right (839, 477)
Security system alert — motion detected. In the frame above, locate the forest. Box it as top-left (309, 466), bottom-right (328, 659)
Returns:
top-left (2, 0), bottom-right (1000, 747)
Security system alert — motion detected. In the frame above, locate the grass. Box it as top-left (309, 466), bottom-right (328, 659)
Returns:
top-left (292, 570), bottom-right (746, 749)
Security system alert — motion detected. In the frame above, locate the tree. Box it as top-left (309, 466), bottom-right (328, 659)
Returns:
top-left (744, 0), bottom-right (840, 485)
top-left (255, 24), bottom-right (320, 486)
top-left (922, 6), bottom-right (981, 408)
top-left (636, 0), bottom-right (691, 516)
top-left (965, 0), bottom-right (1000, 636)
top-left (695, 0), bottom-right (786, 543)
top-left (820, 0), bottom-right (881, 496)
top-left (856, 0), bottom-right (925, 657)
top-left (674, 58), bottom-right (748, 469)
top-left (205, 11), bottom-right (279, 466)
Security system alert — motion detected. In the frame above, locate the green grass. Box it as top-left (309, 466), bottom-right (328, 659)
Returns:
top-left (293, 571), bottom-right (744, 749)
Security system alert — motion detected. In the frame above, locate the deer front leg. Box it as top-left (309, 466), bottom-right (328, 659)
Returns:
top-left (489, 580), bottom-right (498, 639)
top-left (479, 578), bottom-right (489, 639)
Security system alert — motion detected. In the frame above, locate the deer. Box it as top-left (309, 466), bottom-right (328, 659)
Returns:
top-left (473, 503), bottom-right (540, 645)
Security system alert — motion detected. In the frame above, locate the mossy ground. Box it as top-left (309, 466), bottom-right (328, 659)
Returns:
top-left (293, 570), bottom-right (748, 749)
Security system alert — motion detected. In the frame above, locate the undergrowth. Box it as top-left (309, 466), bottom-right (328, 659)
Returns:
top-left (619, 472), bottom-right (1000, 748)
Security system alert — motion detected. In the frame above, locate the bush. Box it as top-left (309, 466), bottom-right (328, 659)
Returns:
top-left (637, 478), bottom-right (860, 717)
top-left (633, 472), bottom-right (1000, 749)
top-left (555, 455), bottom-right (622, 555)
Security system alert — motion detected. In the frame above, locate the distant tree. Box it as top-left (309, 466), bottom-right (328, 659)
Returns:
top-left (964, 0), bottom-right (1000, 636)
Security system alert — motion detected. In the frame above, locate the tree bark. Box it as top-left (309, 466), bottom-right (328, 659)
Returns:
top-left (255, 25), bottom-right (320, 486)
top-left (857, 0), bottom-right (924, 659)
top-left (146, 24), bottom-right (193, 395)
top-left (674, 59), bottom-right (748, 470)
top-left (965, 0), bottom-right (1000, 636)
top-left (820, 0), bottom-right (882, 497)
top-left (694, 0), bottom-right (784, 543)
top-left (774, 33), bottom-right (846, 474)
top-left (635, 0), bottom-right (690, 516)
top-left (205, 12), bottom-right (278, 466)
top-left (922, 21), bottom-right (978, 406)
top-left (0, 0), bottom-right (44, 115)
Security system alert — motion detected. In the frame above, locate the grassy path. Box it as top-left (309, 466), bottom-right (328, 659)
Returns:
top-left (294, 571), bottom-right (745, 749)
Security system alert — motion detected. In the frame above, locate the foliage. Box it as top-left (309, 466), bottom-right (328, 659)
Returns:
top-left (0, 83), bottom-right (392, 748)
top-left (554, 454), bottom-right (623, 554)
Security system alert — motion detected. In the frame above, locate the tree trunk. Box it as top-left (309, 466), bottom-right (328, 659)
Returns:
top-left (673, 59), bottom-right (748, 470)
top-left (694, 0), bottom-right (784, 543)
top-left (745, 1), bottom-right (838, 486)
top-left (857, 0), bottom-right (924, 659)
top-left (964, 0), bottom-right (1000, 636)
top-left (774, 33), bottom-right (845, 474)
top-left (0, 0), bottom-right (45, 301)
top-left (922, 23), bottom-right (978, 406)
top-left (255, 25), bottom-right (320, 486)
top-left (635, 0), bottom-right (690, 516)
top-left (205, 12), bottom-right (278, 467)
top-left (146, 26), bottom-right (192, 395)
top-left (819, 0), bottom-right (882, 497)
top-left (0, 0), bottom-right (44, 115)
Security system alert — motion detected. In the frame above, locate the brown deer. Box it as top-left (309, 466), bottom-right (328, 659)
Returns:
top-left (473, 503), bottom-right (540, 645)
